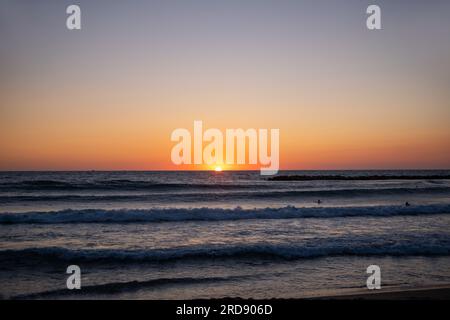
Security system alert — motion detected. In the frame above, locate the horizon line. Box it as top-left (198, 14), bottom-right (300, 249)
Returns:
top-left (1, 168), bottom-right (450, 173)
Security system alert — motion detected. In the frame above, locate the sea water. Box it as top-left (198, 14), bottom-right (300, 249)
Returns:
top-left (0, 170), bottom-right (449, 299)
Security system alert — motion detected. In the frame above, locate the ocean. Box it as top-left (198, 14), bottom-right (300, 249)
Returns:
top-left (1, 170), bottom-right (450, 299)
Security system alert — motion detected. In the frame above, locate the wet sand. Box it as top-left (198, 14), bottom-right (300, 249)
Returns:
top-left (317, 285), bottom-right (450, 300)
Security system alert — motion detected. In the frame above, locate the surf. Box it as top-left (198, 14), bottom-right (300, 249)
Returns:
top-left (1, 204), bottom-right (450, 224)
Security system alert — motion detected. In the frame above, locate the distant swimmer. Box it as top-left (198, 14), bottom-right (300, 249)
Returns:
top-left (405, 202), bottom-right (410, 207)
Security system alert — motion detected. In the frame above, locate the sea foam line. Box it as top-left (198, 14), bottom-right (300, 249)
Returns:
top-left (1, 204), bottom-right (450, 224)
top-left (12, 274), bottom-right (251, 299)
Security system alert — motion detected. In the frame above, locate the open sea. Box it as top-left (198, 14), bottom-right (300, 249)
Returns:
top-left (1, 170), bottom-right (450, 299)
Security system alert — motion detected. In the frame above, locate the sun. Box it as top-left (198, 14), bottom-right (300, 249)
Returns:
top-left (214, 166), bottom-right (223, 172)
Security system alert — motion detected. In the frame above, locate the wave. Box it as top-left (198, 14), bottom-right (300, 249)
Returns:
top-left (2, 238), bottom-right (450, 264)
top-left (1, 186), bottom-right (449, 203)
top-left (12, 275), bottom-right (249, 299)
top-left (1, 204), bottom-right (450, 224)
top-left (0, 179), bottom-right (269, 192)
top-left (2, 176), bottom-right (449, 193)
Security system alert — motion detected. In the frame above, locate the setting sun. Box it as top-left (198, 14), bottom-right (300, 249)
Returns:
top-left (214, 166), bottom-right (223, 172)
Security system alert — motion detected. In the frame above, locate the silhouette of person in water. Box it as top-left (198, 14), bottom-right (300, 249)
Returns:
top-left (317, 199), bottom-right (322, 204)
top-left (405, 202), bottom-right (410, 207)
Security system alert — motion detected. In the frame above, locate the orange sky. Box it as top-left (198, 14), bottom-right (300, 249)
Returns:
top-left (1, 1), bottom-right (450, 170)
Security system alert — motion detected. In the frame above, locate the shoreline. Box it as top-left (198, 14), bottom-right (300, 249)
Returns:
top-left (312, 284), bottom-right (450, 300)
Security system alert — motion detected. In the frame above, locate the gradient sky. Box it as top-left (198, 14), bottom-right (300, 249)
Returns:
top-left (1, 0), bottom-right (449, 170)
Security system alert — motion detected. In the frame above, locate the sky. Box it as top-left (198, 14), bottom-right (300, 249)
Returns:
top-left (1, 0), bottom-right (449, 170)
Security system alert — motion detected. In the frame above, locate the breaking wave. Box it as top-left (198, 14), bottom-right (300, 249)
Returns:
top-left (2, 237), bottom-right (450, 264)
top-left (1, 204), bottom-right (450, 224)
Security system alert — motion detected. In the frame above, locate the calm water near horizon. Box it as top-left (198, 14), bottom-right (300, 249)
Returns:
top-left (1, 170), bottom-right (450, 299)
